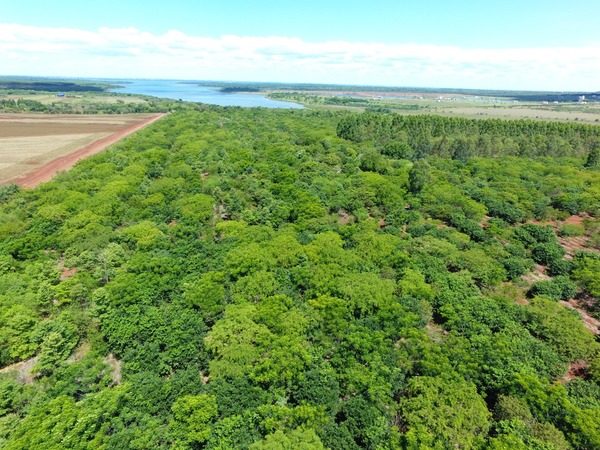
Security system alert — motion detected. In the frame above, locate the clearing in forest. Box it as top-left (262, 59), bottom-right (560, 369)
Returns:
top-left (0, 113), bottom-right (166, 187)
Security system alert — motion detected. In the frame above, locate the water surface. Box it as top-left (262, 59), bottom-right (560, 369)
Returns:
top-left (109, 79), bottom-right (303, 108)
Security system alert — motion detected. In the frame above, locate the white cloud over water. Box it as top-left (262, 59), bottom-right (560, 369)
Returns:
top-left (1, 23), bottom-right (599, 91)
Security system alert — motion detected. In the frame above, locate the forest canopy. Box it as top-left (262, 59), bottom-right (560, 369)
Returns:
top-left (0, 106), bottom-right (599, 449)
top-left (337, 113), bottom-right (600, 159)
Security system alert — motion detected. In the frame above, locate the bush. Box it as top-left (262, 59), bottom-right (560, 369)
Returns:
top-left (449, 213), bottom-right (488, 242)
top-left (506, 243), bottom-right (527, 258)
top-left (503, 257), bottom-right (535, 280)
top-left (588, 230), bottom-right (600, 250)
top-left (571, 251), bottom-right (600, 298)
top-left (552, 193), bottom-right (582, 215)
top-left (531, 242), bottom-right (565, 265)
top-left (486, 200), bottom-right (525, 224)
top-left (0, 184), bottom-right (19, 203)
top-left (514, 223), bottom-right (556, 245)
top-left (547, 259), bottom-right (572, 277)
top-left (528, 276), bottom-right (577, 301)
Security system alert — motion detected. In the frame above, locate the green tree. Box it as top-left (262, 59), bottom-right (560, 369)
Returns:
top-left (408, 160), bottom-right (431, 194)
top-left (249, 427), bottom-right (325, 450)
top-left (171, 394), bottom-right (219, 447)
top-left (584, 147), bottom-right (600, 169)
top-left (399, 376), bottom-right (491, 450)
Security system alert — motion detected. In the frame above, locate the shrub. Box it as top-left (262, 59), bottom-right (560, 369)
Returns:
top-left (531, 242), bottom-right (565, 265)
top-left (528, 276), bottom-right (577, 301)
top-left (503, 257), bottom-right (535, 280)
top-left (449, 212), bottom-right (488, 242)
top-left (547, 259), bottom-right (572, 277)
top-left (0, 184), bottom-right (20, 203)
top-left (516, 223), bottom-right (556, 244)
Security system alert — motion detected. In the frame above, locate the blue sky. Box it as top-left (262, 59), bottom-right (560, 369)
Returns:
top-left (2, 0), bottom-right (599, 90)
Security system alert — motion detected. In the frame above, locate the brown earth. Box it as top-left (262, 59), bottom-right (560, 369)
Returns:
top-left (521, 264), bottom-right (551, 284)
top-left (0, 356), bottom-right (38, 384)
top-left (5, 113), bottom-right (166, 188)
top-left (528, 215), bottom-right (599, 258)
top-left (558, 360), bottom-right (589, 383)
top-left (338, 210), bottom-right (351, 225)
top-left (104, 353), bottom-right (122, 385)
top-left (0, 120), bottom-right (126, 138)
top-left (560, 299), bottom-right (600, 335)
top-left (555, 215), bottom-right (598, 259)
top-left (59, 267), bottom-right (78, 281)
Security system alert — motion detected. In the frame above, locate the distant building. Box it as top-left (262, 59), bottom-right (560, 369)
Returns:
top-left (578, 95), bottom-right (586, 103)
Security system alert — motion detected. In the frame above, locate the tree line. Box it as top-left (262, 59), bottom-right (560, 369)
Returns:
top-left (0, 97), bottom-right (186, 114)
top-left (337, 113), bottom-right (600, 159)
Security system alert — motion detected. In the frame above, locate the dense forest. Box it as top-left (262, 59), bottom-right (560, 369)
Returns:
top-left (0, 82), bottom-right (106, 93)
top-left (0, 107), bottom-right (599, 449)
top-left (337, 113), bottom-right (600, 159)
top-left (0, 97), bottom-right (180, 114)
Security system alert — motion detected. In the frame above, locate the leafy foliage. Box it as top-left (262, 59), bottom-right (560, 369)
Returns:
top-left (0, 107), bottom-right (598, 448)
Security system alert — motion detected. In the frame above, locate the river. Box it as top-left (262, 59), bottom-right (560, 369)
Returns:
top-left (108, 79), bottom-right (303, 109)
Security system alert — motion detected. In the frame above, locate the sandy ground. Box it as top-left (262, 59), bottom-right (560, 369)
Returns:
top-left (0, 356), bottom-right (38, 384)
top-left (2, 113), bottom-right (166, 188)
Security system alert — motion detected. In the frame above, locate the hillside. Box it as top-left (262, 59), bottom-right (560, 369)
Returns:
top-left (0, 107), bottom-right (599, 449)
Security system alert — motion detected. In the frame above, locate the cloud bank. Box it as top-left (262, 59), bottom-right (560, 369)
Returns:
top-left (1, 24), bottom-right (599, 91)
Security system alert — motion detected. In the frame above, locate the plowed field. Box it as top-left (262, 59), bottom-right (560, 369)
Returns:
top-left (0, 113), bottom-right (166, 187)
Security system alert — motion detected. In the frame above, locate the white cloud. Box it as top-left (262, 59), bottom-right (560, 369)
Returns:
top-left (1, 23), bottom-right (599, 91)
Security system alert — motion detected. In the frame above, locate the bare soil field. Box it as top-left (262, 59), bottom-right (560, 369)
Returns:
top-left (432, 105), bottom-right (600, 124)
top-left (0, 113), bottom-right (165, 187)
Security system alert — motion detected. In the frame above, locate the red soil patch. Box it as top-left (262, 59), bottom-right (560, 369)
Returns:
top-left (564, 216), bottom-right (585, 225)
top-left (560, 299), bottom-right (600, 335)
top-left (9, 113), bottom-right (167, 188)
top-left (558, 360), bottom-right (589, 383)
top-left (528, 215), bottom-right (587, 228)
top-left (559, 236), bottom-right (591, 259)
top-left (0, 120), bottom-right (125, 138)
top-left (528, 215), bottom-right (599, 258)
top-left (59, 267), bottom-right (78, 281)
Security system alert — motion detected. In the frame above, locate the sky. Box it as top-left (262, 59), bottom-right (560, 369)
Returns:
top-left (1, 0), bottom-right (599, 91)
